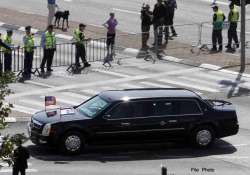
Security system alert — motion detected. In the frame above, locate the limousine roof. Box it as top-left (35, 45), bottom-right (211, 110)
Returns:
top-left (99, 88), bottom-right (201, 102)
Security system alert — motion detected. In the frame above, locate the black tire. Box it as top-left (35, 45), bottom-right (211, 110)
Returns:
top-left (60, 131), bottom-right (84, 155)
top-left (190, 125), bottom-right (215, 148)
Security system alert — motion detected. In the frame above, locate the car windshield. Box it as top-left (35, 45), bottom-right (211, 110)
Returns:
top-left (77, 96), bottom-right (109, 118)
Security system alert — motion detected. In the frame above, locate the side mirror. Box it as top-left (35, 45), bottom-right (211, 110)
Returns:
top-left (103, 114), bottom-right (111, 119)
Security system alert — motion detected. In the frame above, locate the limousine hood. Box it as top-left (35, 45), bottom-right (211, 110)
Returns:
top-left (32, 108), bottom-right (89, 124)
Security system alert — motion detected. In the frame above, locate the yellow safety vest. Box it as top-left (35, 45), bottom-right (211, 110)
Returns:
top-left (213, 10), bottom-right (224, 30)
top-left (73, 29), bottom-right (85, 45)
top-left (45, 31), bottom-right (56, 49)
top-left (2, 35), bottom-right (12, 53)
top-left (229, 8), bottom-right (239, 22)
top-left (24, 35), bottom-right (35, 53)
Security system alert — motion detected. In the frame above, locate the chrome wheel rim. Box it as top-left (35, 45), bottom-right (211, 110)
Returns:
top-left (196, 130), bottom-right (212, 146)
top-left (65, 135), bottom-right (81, 152)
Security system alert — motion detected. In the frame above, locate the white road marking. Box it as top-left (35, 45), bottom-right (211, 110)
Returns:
top-left (199, 64), bottom-right (221, 70)
top-left (61, 92), bottom-right (90, 100)
top-left (123, 48), bottom-right (140, 55)
top-left (162, 56), bottom-right (182, 62)
top-left (201, 0), bottom-right (229, 6)
top-left (112, 8), bottom-right (140, 15)
top-left (55, 34), bottom-right (73, 40)
top-left (120, 83), bottom-right (144, 89)
top-left (5, 117), bottom-right (17, 123)
top-left (64, 0), bottom-right (72, 2)
top-left (0, 169), bottom-right (38, 173)
top-left (6, 68), bottom-right (201, 99)
top-left (25, 80), bottom-right (56, 88)
top-left (91, 68), bottom-right (131, 78)
top-left (0, 21), bottom-right (5, 26)
top-left (81, 89), bottom-right (100, 95)
top-left (140, 81), bottom-right (173, 88)
top-left (19, 99), bottom-right (44, 108)
top-left (179, 76), bottom-right (223, 88)
top-left (12, 104), bottom-right (39, 114)
top-left (159, 79), bottom-right (219, 92)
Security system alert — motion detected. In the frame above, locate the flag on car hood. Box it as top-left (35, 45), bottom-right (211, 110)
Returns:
top-left (45, 96), bottom-right (56, 106)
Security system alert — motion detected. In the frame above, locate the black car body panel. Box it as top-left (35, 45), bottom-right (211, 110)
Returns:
top-left (28, 88), bottom-right (239, 149)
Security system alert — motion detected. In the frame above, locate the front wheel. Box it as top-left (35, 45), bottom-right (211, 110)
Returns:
top-left (190, 126), bottom-right (215, 148)
top-left (60, 131), bottom-right (84, 155)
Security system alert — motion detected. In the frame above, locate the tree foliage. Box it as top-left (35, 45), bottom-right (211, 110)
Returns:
top-left (0, 73), bottom-right (27, 165)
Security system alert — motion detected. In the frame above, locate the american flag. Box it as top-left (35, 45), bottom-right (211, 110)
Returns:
top-left (45, 96), bottom-right (56, 106)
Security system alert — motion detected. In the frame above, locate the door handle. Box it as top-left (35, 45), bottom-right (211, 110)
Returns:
top-left (121, 122), bottom-right (131, 126)
top-left (168, 120), bottom-right (178, 123)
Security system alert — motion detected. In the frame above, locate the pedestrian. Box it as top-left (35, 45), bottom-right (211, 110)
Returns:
top-left (103, 12), bottom-right (118, 57)
top-left (141, 4), bottom-right (153, 49)
top-left (0, 34), bottom-right (11, 75)
top-left (3, 30), bottom-right (14, 72)
top-left (165, 0), bottom-right (178, 38)
top-left (226, 3), bottom-right (239, 50)
top-left (40, 25), bottom-right (56, 73)
top-left (211, 5), bottom-right (225, 52)
top-left (47, 0), bottom-right (58, 26)
top-left (73, 23), bottom-right (91, 68)
top-left (12, 139), bottom-right (30, 175)
top-left (22, 26), bottom-right (35, 80)
top-left (152, 0), bottom-right (166, 46)
top-left (163, 0), bottom-right (171, 43)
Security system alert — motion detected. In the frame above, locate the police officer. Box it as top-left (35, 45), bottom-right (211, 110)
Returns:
top-left (141, 4), bottom-right (153, 49)
top-left (40, 25), bottom-right (56, 73)
top-left (3, 30), bottom-right (13, 72)
top-left (22, 26), bottom-right (35, 80)
top-left (73, 23), bottom-right (91, 68)
top-left (0, 33), bottom-right (11, 75)
top-left (226, 3), bottom-right (239, 50)
top-left (211, 5), bottom-right (225, 52)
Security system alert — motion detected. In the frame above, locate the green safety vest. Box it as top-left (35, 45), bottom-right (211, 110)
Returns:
top-left (229, 8), bottom-right (239, 23)
top-left (73, 29), bottom-right (85, 45)
top-left (45, 31), bottom-right (56, 49)
top-left (2, 35), bottom-right (12, 53)
top-left (24, 35), bottom-right (35, 53)
top-left (213, 10), bottom-right (224, 30)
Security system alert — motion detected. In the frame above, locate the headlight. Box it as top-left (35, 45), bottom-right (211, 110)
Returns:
top-left (42, 123), bottom-right (51, 136)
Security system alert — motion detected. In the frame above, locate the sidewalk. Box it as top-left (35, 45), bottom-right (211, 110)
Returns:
top-left (0, 7), bottom-right (249, 73)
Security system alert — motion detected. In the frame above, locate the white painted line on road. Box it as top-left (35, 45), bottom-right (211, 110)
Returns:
top-left (0, 169), bottom-right (38, 173)
top-left (55, 34), bottom-right (73, 40)
top-left (162, 56), bottom-right (182, 62)
top-left (201, 0), bottom-right (229, 6)
top-left (5, 117), bottom-right (17, 123)
top-left (120, 83), bottom-right (144, 89)
top-left (199, 64), bottom-right (221, 70)
top-left (25, 80), bottom-right (56, 88)
top-left (140, 81), bottom-right (173, 88)
top-left (6, 68), bottom-right (201, 99)
top-left (91, 68), bottom-right (131, 78)
top-left (64, 0), bottom-right (72, 2)
top-left (0, 21), bottom-right (5, 26)
top-left (219, 69), bottom-right (250, 78)
top-left (159, 79), bottom-right (219, 93)
top-left (18, 26), bottom-right (38, 34)
top-left (123, 48), bottom-right (140, 55)
top-left (179, 76), bottom-right (221, 88)
top-left (81, 89), bottom-right (100, 95)
top-left (61, 92), bottom-right (90, 100)
top-left (20, 99), bottom-right (44, 108)
top-left (12, 104), bottom-right (39, 114)
top-left (112, 8), bottom-right (140, 15)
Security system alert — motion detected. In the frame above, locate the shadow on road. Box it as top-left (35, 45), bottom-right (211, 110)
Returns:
top-left (28, 139), bottom-right (236, 163)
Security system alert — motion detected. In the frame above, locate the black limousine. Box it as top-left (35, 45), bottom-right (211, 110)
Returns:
top-left (28, 88), bottom-right (239, 154)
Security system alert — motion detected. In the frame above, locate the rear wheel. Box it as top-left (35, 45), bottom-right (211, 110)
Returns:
top-left (60, 131), bottom-right (84, 154)
top-left (190, 126), bottom-right (215, 148)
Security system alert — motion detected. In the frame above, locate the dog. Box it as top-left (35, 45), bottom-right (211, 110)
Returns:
top-left (54, 10), bottom-right (70, 30)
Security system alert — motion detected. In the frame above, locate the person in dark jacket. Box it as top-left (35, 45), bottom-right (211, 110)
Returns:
top-left (153, 0), bottom-right (166, 46)
top-left (165, 0), bottom-right (178, 37)
top-left (0, 34), bottom-right (11, 76)
top-left (141, 4), bottom-right (153, 49)
top-left (12, 139), bottom-right (30, 175)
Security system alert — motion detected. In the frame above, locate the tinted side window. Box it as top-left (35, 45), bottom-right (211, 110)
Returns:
top-left (178, 100), bottom-right (201, 115)
top-left (154, 101), bottom-right (178, 116)
top-left (131, 101), bottom-right (154, 117)
top-left (109, 102), bottom-right (133, 119)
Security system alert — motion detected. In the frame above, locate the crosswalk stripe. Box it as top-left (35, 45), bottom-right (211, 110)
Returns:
top-left (12, 104), bottom-right (39, 114)
top-left (0, 168), bottom-right (38, 173)
top-left (25, 80), bottom-right (56, 88)
top-left (120, 83), bottom-right (144, 89)
top-left (159, 79), bottom-right (219, 93)
top-left (179, 76), bottom-right (223, 88)
top-left (91, 68), bottom-right (131, 78)
top-left (140, 81), bottom-right (173, 88)
top-left (81, 89), bottom-right (100, 95)
top-left (61, 92), bottom-right (90, 100)
top-left (19, 99), bottom-right (44, 108)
